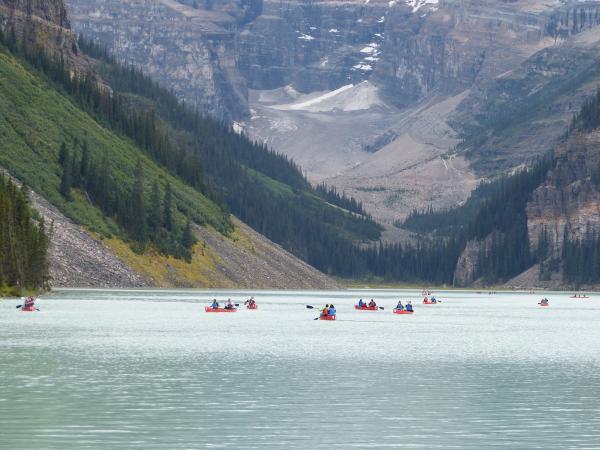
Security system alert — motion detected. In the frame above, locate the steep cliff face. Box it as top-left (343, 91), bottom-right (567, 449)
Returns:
top-left (375, 0), bottom-right (553, 108)
top-left (0, 0), bottom-right (70, 28)
top-left (0, 0), bottom-right (89, 72)
top-left (239, 0), bottom-right (390, 92)
top-left (527, 130), bottom-right (600, 255)
top-left (454, 3), bottom-right (600, 175)
top-left (66, 0), bottom-right (249, 120)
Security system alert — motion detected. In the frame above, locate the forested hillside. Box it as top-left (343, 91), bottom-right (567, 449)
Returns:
top-left (0, 176), bottom-right (49, 295)
top-left (0, 18), bottom-right (383, 284)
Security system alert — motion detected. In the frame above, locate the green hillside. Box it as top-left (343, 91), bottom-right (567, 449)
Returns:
top-left (0, 49), bottom-right (230, 243)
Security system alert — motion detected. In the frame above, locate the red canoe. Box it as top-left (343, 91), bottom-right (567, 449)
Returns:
top-left (21, 306), bottom-right (37, 312)
top-left (205, 307), bottom-right (238, 313)
top-left (539, 303), bottom-right (549, 307)
top-left (355, 305), bottom-right (378, 310)
top-left (319, 315), bottom-right (336, 321)
top-left (422, 301), bottom-right (438, 305)
top-left (247, 304), bottom-right (258, 310)
top-left (393, 309), bottom-right (414, 315)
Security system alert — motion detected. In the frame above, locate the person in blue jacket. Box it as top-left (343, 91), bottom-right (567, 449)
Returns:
top-left (329, 304), bottom-right (336, 316)
top-left (395, 300), bottom-right (404, 311)
top-left (405, 301), bottom-right (413, 312)
top-left (211, 299), bottom-right (219, 309)
top-left (358, 299), bottom-right (365, 307)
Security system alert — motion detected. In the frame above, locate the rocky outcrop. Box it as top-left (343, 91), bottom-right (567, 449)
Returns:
top-left (0, 0), bottom-right (92, 74)
top-left (66, 0), bottom-right (249, 120)
top-left (527, 129), bottom-right (600, 256)
top-left (0, 0), bottom-right (70, 28)
top-left (452, 233), bottom-right (499, 287)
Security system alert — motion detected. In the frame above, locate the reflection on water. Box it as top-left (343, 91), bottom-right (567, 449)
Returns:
top-left (1, 289), bottom-right (600, 449)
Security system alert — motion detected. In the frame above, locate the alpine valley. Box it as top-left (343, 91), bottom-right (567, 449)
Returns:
top-left (4, 0), bottom-right (600, 290)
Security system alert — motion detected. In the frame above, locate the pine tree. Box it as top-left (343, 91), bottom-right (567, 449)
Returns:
top-left (130, 160), bottom-right (147, 242)
top-left (148, 180), bottom-right (162, 232)
top-left (163, 181), bottom-right (173, 232)
top-left (182, 219), bottom-right (195, 248)
top-left (58, 142), bottom-right (68, 166)
top-left (80, 141), bottom-right (89, 180)
top-left (59, 148), bottom-right (72, 200)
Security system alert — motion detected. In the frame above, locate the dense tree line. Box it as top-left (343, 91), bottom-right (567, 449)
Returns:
top-left (572, 87), bottom-right (600, 132)
top-left (466, 157), bottom-right (555, 281)
top-left (399, 157), bottom-right (556, 284)
top-left (401, 180), bottom-right (504, 235)
top-left (57, 141), bottom-right (195, 260)
top-left (562, 228), bottom-right (600, 285)
top-left (0, 176), bottom-right (49, 292)
top-left (315, 183), bottom-right (368, 216)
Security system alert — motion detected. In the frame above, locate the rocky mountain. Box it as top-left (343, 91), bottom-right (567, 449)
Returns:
top-left (64, 0), bottom-right (600, 233)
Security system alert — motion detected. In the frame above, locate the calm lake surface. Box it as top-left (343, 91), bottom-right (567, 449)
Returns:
top-left (1, 289), bottom-right (600, 449)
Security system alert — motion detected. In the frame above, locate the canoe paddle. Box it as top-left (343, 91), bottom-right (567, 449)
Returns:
top-left (306, 305), bottom-right (315, 309)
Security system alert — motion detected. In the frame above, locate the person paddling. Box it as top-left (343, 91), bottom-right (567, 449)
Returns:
top-left (321, 304), bottom-right (330, 318)
top-left (406, 301), bottom-right (413, 312)
top-left (211, 299), bottom-right (219, 309)
top-left (368, 299), bottom-right (376, 308)
top-left (395, 300), bottom-right (404, 311)
top-left (23, 296), bottom-right (36, 310)
top-left (431, 296), bottom-right (437, 304)
top-left (358, 299), bottom-right (365, 307)
top-left (540, 298), bottom-right (549, 306)
top-left (225, 298), bottom-right (235, 310)
top-left (329, 304), bottom-right (336, 317)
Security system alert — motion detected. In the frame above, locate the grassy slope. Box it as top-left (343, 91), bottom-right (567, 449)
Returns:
top-left (0, 48), bottom-right (246, 286)
top-left (0, 49), bottom-right (229, 238)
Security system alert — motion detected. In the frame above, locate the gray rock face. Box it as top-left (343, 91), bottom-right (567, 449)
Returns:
top-left (375, 1), bottom-right (552, 108)
top-left (527, 129), bottom-right (600, 256)
top-left (238, 0), bottom-right (390, 92)
top-left (66, 0), bottom-right (248, 121)
top-left (0, 0), bottom-right (70, 28)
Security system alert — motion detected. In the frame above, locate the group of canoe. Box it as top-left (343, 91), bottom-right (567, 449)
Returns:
top-left (318, 298), bottom-right (424, 320)
top-left (204, 297), bottom-right (257, 312)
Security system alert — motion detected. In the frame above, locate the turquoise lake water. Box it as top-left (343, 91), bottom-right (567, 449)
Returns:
top-left (1, 289), bottom-right (599, 449)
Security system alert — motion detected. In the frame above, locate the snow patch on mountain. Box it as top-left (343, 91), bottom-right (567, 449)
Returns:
top-left (270, 82), bottom-right (386, 113)
top-left (405, 0), bottom-right (438, 13)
